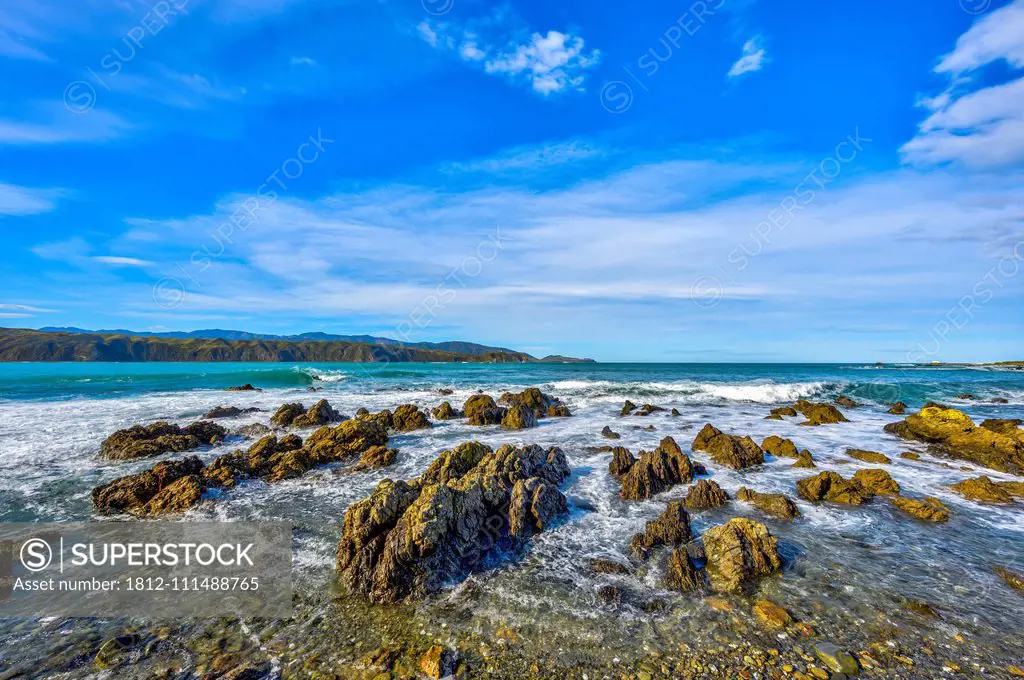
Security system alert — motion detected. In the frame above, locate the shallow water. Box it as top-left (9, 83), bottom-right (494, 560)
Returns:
top-left (1, 362), bottom-right (1022, 677)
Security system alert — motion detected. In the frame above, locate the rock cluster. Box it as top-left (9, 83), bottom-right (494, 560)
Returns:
top-left (271, 399), bottom-right (345, 428)
top-left (735, 487), bottom-right (800, 519)
top-left (618, 437), bottom-right (703, 500)
top-left (600, 425), bottom-right (621, 439)
top-left (498, 388), bottom-right (572, 418)
top-left (357, 404), bottom-right (432, 432)
top-left (93, 419), bottom-right (390, 515)
top-left (336, 442), bottom-right (570, 602)
top-left (796, 471), bottom-right (870, 505)
top-left (430, 401), bottom-right (461, 420)
top-left (99, 420), bottom-right (226, 461)
top-left (692, 424), bottom-right (764, 470)
top-left (884, 404), bottom-right (1024, 474)
top-left (950, 475), bottom-right (1024, 504)
top-left (463, 389), bottom-right (571, 429)
top-left (767, 400), bottom-right (849, 426)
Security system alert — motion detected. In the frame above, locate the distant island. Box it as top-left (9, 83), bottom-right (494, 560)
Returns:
top-left (0, 328), bottom-right (595, 363)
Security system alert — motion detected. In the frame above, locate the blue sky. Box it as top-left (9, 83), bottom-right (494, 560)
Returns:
top-left (1, 0), bottom-right (1023, 362)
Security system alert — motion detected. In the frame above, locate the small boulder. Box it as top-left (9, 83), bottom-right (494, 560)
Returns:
top-left (353, 446), bottom-right (399, 471)
top-left (305, 419), bottom-right (389, 464)
top-left (589, 558), bottom-right (632, 575)
top-left (630, 500), bottom-right (692, 560)
top-left (271, 403), bottom-right (307, 428)
top-left (761, 435), bottom-right (799, 459)
top-left (464, 394), bottom-right (504, 425)
top-left (765, 406), bottom-right (798, 421)
top-left (202, 406), bottom-right (258, 419)
top-left (753, 599), bottom-right (793, 629)
top-left (891, 496), bottom-right (950, 522)
top-left (847, 448), bottom-right (892, 464)
top-left (500, 403), bottom-right (538, 430)
top-left (994, 566), bottom-right (1024, 593)
top-left (600, 425), bottom-right (621, 440)
top-left (814, 642), bottom-right (860, 676)
top-left (684, 479), bottom-right (730, 511)
top-left (792, 450), bottom-right (817, 468)
top-left (499, 387), bottom-right (571, 418)
top-left (620, 400), bottom-right (637, 416)
top-left (431, 401), bottom-right (461, 420)
top-left (389, 404), bottom-right (432, 432)
top-left (796, 471), bottom-right (869, 505)
top-left (702, 518), bottom-right (782, 594)
top-left (692, 424), bottom-right (765, 470)
top-left (794, 399), bottom-right (849, 426)
top-left (736, 487), bottom-right (800, 519)
top-left (835, 396), bottom-right (860, 408)
top-left (887, 401), bottom-right (908, 415)
top-left (608, 447), bottom-right (636, 478)
top-left (620, 437), bottom-right (701, 500)
top-left (950, 475), bottom-right (1017, 504)
top-left (291, 399), bottom-right (344, 428)
top-left (852, 468), bottom-right (900, 496)
top-left (226, 384), bottom-right (260, 391)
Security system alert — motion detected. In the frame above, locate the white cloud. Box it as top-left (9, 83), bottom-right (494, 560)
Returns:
top-left (727, 37), bottom-right (766, 78)
top-left (902, 0), bottom-right (1024, 167)
top-left (419, 18), bottom-right (600, 95)
top-left (93, 256), bottom-right (153, 267)
top-left (0, 106), bottom-right (132, 145)
top-left (290, 56), bottom-right (316, 66)
top-left (0, 183), bottom-right (62, 215)
top-left (0, 303), bottom-right (55, 313)
top-left (445, 140), bottom-right (603, 174)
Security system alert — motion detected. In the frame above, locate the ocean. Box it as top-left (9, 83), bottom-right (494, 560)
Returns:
top-left (1, 361), bottom-right (1023, 676)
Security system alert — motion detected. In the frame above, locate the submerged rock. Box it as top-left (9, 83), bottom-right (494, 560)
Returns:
top-left (589, 558), bottom-right (632, 575)
top-left (336, 442), bottom-right (570, 603)
top-left (619, 437), bottom-right (701, 500)
top-left (226, 384), bottom-right (260, 391)
top-left (835, 396), bottom-right (860, 408)
top-left (796, 471), bottom-right (870, 505)
top-left (884, 404), bottom-right (1024, 474)
top-left (736, 487), bottom-right (800, 519)
top-left (234, 422), bottom-right (272, 439)
top-left (794, 399), bottom-right (850, 426)
top-left (684, 479), bottom-right (730, 511)
top-left (792, 450), bottom-right (817, 468)
top-left (887, 401), bottom-right (908, 415)
top-left (92, 456), bottom-right (205, 515)
top-left (765, 406), bottom-right (798, 421)
top-left (753, 599), bottom-right (793, 629)
top-left (630, 500), bottom-right (693, 560)
top-left (600, 425), bottom-right (621, 440)
top-left (994, 565), bottom-right (1024, 593)
top-left (852, 468), bottom-right (900, 496)
top-left (891, 495), bottom-right (950, 522)
top-left (702, 518), bottom-right (782, 593)
top-left (202, 405), bottom-right (259, 419)
top-left (814, 642), bottom-right (861, 675)
top-left (608, 447), bottom-right (636, 478)
top-left (847, 448), bottom-right (892, 465)
top-left (692, 424), bottom-right (765, 470)
top-left (950, 475), bottom-right (1021, 504)
top-left (99, 420), bottom-right (226, 461)
top-left (761, 435), bottom-right (799, 459)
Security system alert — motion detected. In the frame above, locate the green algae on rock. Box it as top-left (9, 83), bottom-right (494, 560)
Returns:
top-left (99, 420), bottom-right (226, 461)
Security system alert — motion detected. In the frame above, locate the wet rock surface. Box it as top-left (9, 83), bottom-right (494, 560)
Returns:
top-left (702, 518), bottom-right (783, 593)
top-left (630, 500), bottom-right (693, 560)
top-left (683, 479), bottom-right (730, 510)
top-left (619, 437), bottom-right (702, 500)
top-left (890, 495), bottom-right (951, 522)
top-left (736, 486), bottom-right (800, 519)
top-left (796, 471), bottom-right (870, 505)
top-left (692, 424), bottom-right (765, 470)
top-left (99, 420), bottom-right (226, 461)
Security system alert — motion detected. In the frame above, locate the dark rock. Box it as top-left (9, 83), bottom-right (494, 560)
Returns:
top-left (600, 425), bottom-right (621, 440)
top-left (464, 394), bottom-right (504, 425)
top-left (994, 565), bottom-right (1024, 593)
top-left (92, 456), bottom-right (206, 515)
top-left (336, 443), bottom-right (570, 602)
top-left (796, 471), bottom-right (869, 504)
top-left (234, 423), bottom-right (272, 439)
top-left (950, 475), bottom-right (1018, 503)
top-left (226, 384), bottom-right (260, 391)
top-left (431, 401), bottom-right (461, 420)
top-left (589, 558), bottom-right (632, 575)
top-left (99, 420), bottom-right (225, 461)
top-left (202, 406), bottom-right (259, 419)
top-left (765, 406), bottom-right (798, 421)
top-left (292, 399), bottom-right (344, 428)
top-left (692, 424), bottom-right (765, 470)
top-left (835, 396), bottom-right (860, 408)
top-left (794, 399), bottom-right (849, 426)
top-left (608, 447), bottom-right (636, 478)
top-left (620, 400), bottom-right (637, 416)
top-left (992, 397), bottom-right (1009, 404)
top-left (886, 401), bottom-right (908, 415)
top-left (620, 437), bottom-right (701, 500)
top-left (630, 500), bottom-right (693, 560)
top-left (957, 393), bottom-right (977, 400)
top-left (702, 518), bottom-right (782, 593)
top-left (684, 479), bottom-right (730, 510)
top-left (736, 487), bottom-right (800, 519)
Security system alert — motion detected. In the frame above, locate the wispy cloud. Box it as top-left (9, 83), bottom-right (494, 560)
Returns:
top-left (0, 183), bottom-right (62, 216)
top-left (290, 56), bottom-right (316, 66)
top-left (418, 14), bottom-right (600, 95)
top-left (727, 37), bottom-right (767, 78)
top-left (902, 0), bottom-right (1024, 167)
top-left (0, 106), bottom-right (132, 145)
top-left (93, 256), bottom-right (153, 267)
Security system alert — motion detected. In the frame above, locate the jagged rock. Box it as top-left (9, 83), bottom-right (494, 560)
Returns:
top-left (995, 566), bottom-right (1024, 593)
top-left (852, 468), bottom-right (900, 496)
top-left (796, 471), bottom-right (869, 504)
top-left (501, 403), bottom-right (538, 430)
top-left (692, 424), bottom-right (765, 470)
top-left (292, 399), bottom-right (344, 428)
top-left (390, 404), bottom-right (432, 432)
top-left (794, 399), bottom-right (849, 426)
top-left (354, 446), bottom-right (399, 471)
top-left (202, 434), bottom-right (307, 486)
top-left (835, 396), bottom-right (860, 408)
top-left (499, 388), bottom-right (571, 418)
top-left (234, 423), bottom-right (272, 439)
top-left (355, 407), bottom-right (369, 417)
top-left (765, 406), bottom-right (798, 420)
top-left (271, 403), bottom-right (307, 428)
top-left (601, 425), bottom-right (621, 440)
top-left (981, 418), bottom-right (1024, 436)
top-left (620, 400), bottom-right (637, 416)
top-left (99, 420), bottom-right (225, 461)
top-left (608, 447), bottom-right (636, 478)
top-left (620, 437), bottom-right (701, 500)
top-left (203, 406), bottom-right (259, 419)
top-left (633, 404), bottom-right (665, 416)
top-left (736, 487), bottom-right (800, 519)
top-left (419, 646), bottom-right (455, 679)
top-left (336, 443), bottom-right (570, 602)
top-left (891, 496), bottom-right (950, 522)
top-left (92, 456), bottom-right (205, 515)
top-left (464, 394), bottom-right (504, 425)
top-left (671, 408), bottom-right (681, 416)
top-left (792, 450), bottom-right (817, 468)
top-left (431, 401), bottom-right (461, 420)
top-left (684, 479), bottom-right (730, 510)
top-left (702, 518), bottom-right (782, 593)
top-left (887, 401), bottom-right (908, 415)
top-left (950, 475), bottom-right (1018, 504)
top-left (666, 549), bottom-right (705, 593)
top-left (630, 500), bottom-right (693, 560)
top-left (226, 384), bottom-right (260, 391)
top-left (762, 435), bottom-right (799, 459)
top-left (589, 558), bottom-right (632, 575)
top-left (884, 404), bottom-right (1024, 474)
top-left (753, 599), bottom-right (793, 629)
top-left (847, 448), bottom-right (892, 464)
top-left (305, 419), bottom-right (390, 464)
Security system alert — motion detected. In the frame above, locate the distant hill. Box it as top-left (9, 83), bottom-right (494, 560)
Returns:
top-left (6, 328), bottom-right (595, 363)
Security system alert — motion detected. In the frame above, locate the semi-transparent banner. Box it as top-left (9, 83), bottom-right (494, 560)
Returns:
top-left (0, 522), bottom-right (292, 618)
